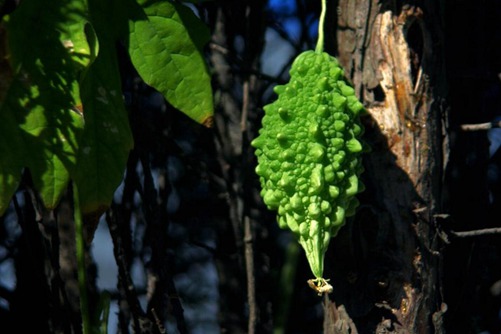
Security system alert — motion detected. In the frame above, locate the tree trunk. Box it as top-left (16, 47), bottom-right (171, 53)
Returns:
top-left (325, 1), bottom-right (449, 333)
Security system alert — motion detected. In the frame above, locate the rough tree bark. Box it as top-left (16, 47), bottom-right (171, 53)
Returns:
top-left (323, 1), bottom-right (449, 333)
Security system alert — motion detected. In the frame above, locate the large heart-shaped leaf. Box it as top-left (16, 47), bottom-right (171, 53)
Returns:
top-left (127, 0), bottom-right (214, 126)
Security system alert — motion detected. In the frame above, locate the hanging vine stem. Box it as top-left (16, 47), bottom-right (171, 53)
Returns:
top-left (73, 182), bottom-right (90, 334)
top-left (315, 0), bottom-right (327, 53)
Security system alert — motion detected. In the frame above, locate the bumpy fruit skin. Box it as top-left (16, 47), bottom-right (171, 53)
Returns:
top-left (251, 50), bottom-right (365, 279)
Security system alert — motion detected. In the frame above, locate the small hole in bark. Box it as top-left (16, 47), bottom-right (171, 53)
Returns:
top-left (405, 21), bottom-right (424, 88)
top-left (370, 84), bottom-right (386, 102)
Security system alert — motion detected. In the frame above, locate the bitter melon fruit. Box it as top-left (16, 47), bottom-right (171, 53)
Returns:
top-left (251, 50), bottom-right (365, 292)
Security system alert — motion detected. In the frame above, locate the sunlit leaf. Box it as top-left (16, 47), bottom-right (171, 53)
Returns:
top-left (127, 0), bottom-right (214, 126)
top-left (18, 98), bottom-right (84, 209)
top-left (74, 0), bottom-right (133, 215)
top-left (0, 0), bottom-right (90, 212)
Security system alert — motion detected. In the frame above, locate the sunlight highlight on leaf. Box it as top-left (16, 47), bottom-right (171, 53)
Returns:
top-left (0, 0), bottom-right (90, 212)
top-left (127, 0), bottom-right (214, 126)
top-left (73, 0), bottom-right (133, 215)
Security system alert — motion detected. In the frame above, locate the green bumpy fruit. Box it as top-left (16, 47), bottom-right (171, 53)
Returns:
top-left (252, 50), bottom-right (365, 280)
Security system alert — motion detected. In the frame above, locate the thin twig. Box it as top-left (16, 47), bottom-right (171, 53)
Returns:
top-left (209, 42), bottom-right (230, 55)
top-left (244, 215), bottom-right (257, 334)
top-left (106, 207), bottom-right (145, 331)
top-left (151, 308), bottom-right (167, 334)
top-left (140, 158), bottom-right (188, 334)
top-left (242, 75), bottom-right (257, 333)
top-left (241, 80), bottom-right (249, 132)
top-left (450, 227), bottom-right (501, 238)
top-left (460, 121), bottom-right (501, 131)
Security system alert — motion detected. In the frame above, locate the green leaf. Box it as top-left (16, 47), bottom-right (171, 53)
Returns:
top-left (7, 0), bottom-right (93, 74)
top-left (74, 0), bottom-right (133, 215)
top-left (74, 52), bottom-right (133, 215)
top-left (0, 23), bottom-right (21, 215)
top-left (0, 83), bottom-right (24, 215)
top-left (18, 96), bottom-right (84, 210)
top-left (127, 0), bottom-right (214, 126)
top-left (0, 0), bottom-right (91, 212)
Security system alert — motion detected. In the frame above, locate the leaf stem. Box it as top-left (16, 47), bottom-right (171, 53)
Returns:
top-left (315, 0), bottom-right (327, 53)
top-left (74, 182), bottom-right (90, 334)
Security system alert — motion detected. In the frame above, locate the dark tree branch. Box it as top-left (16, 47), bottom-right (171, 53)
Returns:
top-left (106, 206), bottom-right (150, 332)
